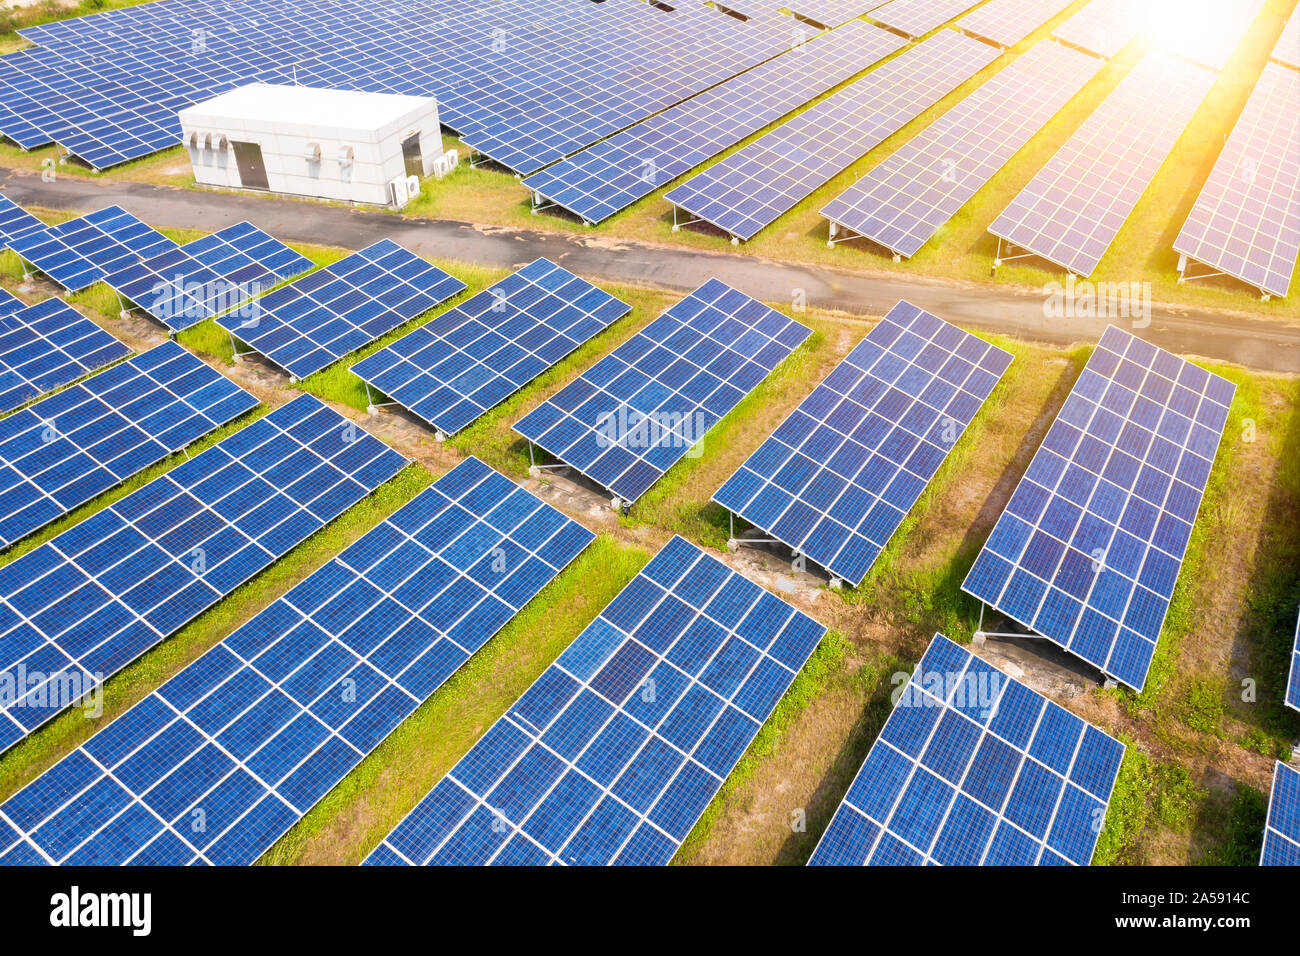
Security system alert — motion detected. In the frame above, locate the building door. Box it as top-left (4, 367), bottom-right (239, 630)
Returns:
top-left (401, 133), bottom-right (423, 178)
top-left (232, 141), bottom-right (269, 189)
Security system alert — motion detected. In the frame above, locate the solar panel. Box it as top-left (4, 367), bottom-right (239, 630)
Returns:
top-left (0, 340), bottom-right (258, 548)
top-left (1272, 14), bottom-right (1300, 70)
top-left (0, 290), bottom-right (20, 318)
top-left (216, 240), bottom-right (466, 381)
top-left (515, 279), bottom-right (812, 505)
top-left (1155, 0), bottom-right (1265, 72)
top-left (822, 39), bottom-right (1101, 258)
top-left (714, 301), bottom-right (1013, 586)
top-left (1261, 761), bottom-right (1300, 865)
top-left (8, 205), bottom-right (177, 293)
top-left (870, 0), bottom-right (982, 37)
top-left (0, 394), bottom-right (405, 753)
top-left (102, 221), bottom-right (313, 332)
top-left (1287, 609), bottom-right (1299, 713)
top-left (957, 0), bottom-right (1074, 48)
top-left (989, 50), bottom-right (1215, 277)
top-left (788, 0), bottom-right (890, 29)
top-left (962, 326), bottom-right (1235, 691)
top-left (1051, 0), bottom-right (1145, 59)
top-left (808, 633), bottom-right (1125, 865)
top-left (352, 259), bottom-right (630, 436)
top-left (0, 298), bottom-right (131, 414)
top-left (0, 194), bottom-right (44, 250)
top-left (1172, 62), bottom-right (1300, 299)
top-left (365, 534), bottom-right (827, 865)
top-left (663, 29), bottom-right (1000, 242)
top-left (0, 456), bottom-right (593, 865)
top-left (520, 20), bottom-right (908, 224)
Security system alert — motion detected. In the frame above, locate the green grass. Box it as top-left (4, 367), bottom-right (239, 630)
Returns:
top-left (1093, 743), bottom-right (1204, 865)
top-left (1196, 783), bottom-right (1267, 866)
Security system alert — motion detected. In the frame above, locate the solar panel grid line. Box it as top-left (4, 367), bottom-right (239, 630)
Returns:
top-left (8, 205), bottom-right (177, 293)
top-left (1172, 62), bottom-right (1300, 299)
top-left (0, 395), bottom-right (405, 752)
top-left (514, 278), bottom-right (813, 504)
top-left (713, 301), bottom-right (1013, 586)
top-left (807, 633), bottom-right (1125, 865)
top-left (352, 258), bottom-right (632, 436)
top-left (0, 298), bottom-right (132, 414)
top-left (1273, 14), bottom-right (1300, 70)
top-left (519, 20), bottom-right (909, 224)
top-left (366, 534), bottom-right (827, 865)
top-left (869, 0), bottom-right (983, 37)
top-left (821, 38), bottom-right (1102, 258)
top-left (1049, 0), bottom-right (1144, 59)
top-left (0, 457), bottom-right (593, 865)
top-left (1260, 760), bottom-right (1300, 865)
top-left (955, 0), bottom-right (1075, 49)
top-left (961, 326), bottom-right (1235, 690)
top-left (663, 29), bottom-right (1002, 241)
top-left (102, 220), bottom-right (314, 332)
top-left (988, 50), bottom-right (1216, 277)
top-left (216, 239), bottom-right (466, 381)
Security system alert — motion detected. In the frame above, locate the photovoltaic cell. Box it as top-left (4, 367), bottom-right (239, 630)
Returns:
top-left (0, 394), bottom-right (405, 753)
top-left (664, 29), bottom-right (1000, 241)
top-left (216, 240), bottom-right (466, 380)
top-left (353, 259), bottom-right (630, 435)
top-left (515, 279), bottom-right (812, 504)
top-left (821, 39), bottom-right (1101, 258)
top-left (0, 340), bottom-right (258, 548)
top-left (0, 457), bottom-right (593, 865)
top-left (9, 205), bottom-right (176, 293)
top-left (1261, 761), bottom-right (1299, 865)
top-left (870, 0), bottom-right (982, 37)
top-left (1172, 62), bottom-right (1300, 299)
top-left (365, 534), bottom-right (826, 866)
top-left (519, 20), bottom-right (907, 224)
top-left (957, 0), bottom-right (1074, 48)
top-left (713, 301), bottom-right (1012, 586)
top-left (102, 221), bottom-right (313, 332)
top-left (0, 298), bottom-right (131, 413)
top-left (808, 633), bottom-right (1124, 865)
top-left (989, 51), bottom-right (1214, 277)
top-left (962, 326), bottom-right (1235, 690)
top-left (1051, 0), bottom-right (1145, 59)
top-left (0, 194), bottom-right (43, 250)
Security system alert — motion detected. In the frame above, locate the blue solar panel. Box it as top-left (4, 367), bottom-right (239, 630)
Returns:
top-left (989, 51), bottom-right (1215, 277)
top-left (822, 39), bottom-right (1101, 258)
top-left (365, 534), bottom-right (826, 865)
top-left (515, 279), bottom-right (812, 504)
top-left (714, 301), bottom-right (1013, 586)
top-left (353, 258), bottom-right (630, 435)
top-left (962, 326), bottom-right (1235, 690)
top-left (0, 290), bottom-right (19, 318)
top-left (663, 30), bottom-right (1000, 242)
top-left (0, 394), bottom-right (405, 753)
top-left (216, 240), bottom-right (466, 381)
top-left (1287, 610), bottom-right (1299, 713)
top-left (1261, 761), bottom-right (1300, 865)
top-left (0, 340), bottom-right (258, 548)
top-left (519, 21), bottom-right (907, 224)
top-left (0, 298), bottom-right (131, 413)
top-left (9, 205), bottom-right (177, 293)
top-left (102, 220), bottom-right (313, 332)
top-left (808, 633), bottom-right (1125, 865)
top-left (0, 456), bottom-right (593, 865)
top-left (0, 194), bottom-right (44, 250)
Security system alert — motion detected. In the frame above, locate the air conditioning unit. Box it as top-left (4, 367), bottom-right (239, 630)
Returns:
top-left (405, 174), bottom-right (420, 197)
top-left (303, 141), bottom-right (322, 164)
top-left (432, 149), bottom-right (460, 179)
top-left (388, 175), bottom-right (412, 208)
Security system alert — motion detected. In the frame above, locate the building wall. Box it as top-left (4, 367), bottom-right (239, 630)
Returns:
top-left (180, 98), bottom-right (442, 206)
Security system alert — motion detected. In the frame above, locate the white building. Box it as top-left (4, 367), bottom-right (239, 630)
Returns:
top-left (179, 84), bottom-right (443, 207)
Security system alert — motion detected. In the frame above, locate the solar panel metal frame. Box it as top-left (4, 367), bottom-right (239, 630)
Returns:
top-left (8, 205), bottom-right (177, 293)
top-left (961, 326), bottom-right (1235, 691)
top-left (0, 456), bottom-right (594, 865)
top-left (102, 220), bottom-right (314, 332)
top-left (1172, 62), bottom-right (1300, 300)
top-left (807, 632), bottom-right (1125, 865)
top-left (365, 533), bottom-right (827, 866)
top-left (713, 301), bottom-right (1012, 586)
top-left (353, 258), bottom-right (631, 436)
top-left (514, 278), bottom-right (812, 505)
top-left (0, 340), bottom-right (259, 549)
top-left (1261, 760), bottom-right (1300, 865)
top-left (0, 394), bottom-right (406, 754)
top-left (215, 239), bottom-right (466, 381)
top-left (0, 298), bottom-right (131, 414)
